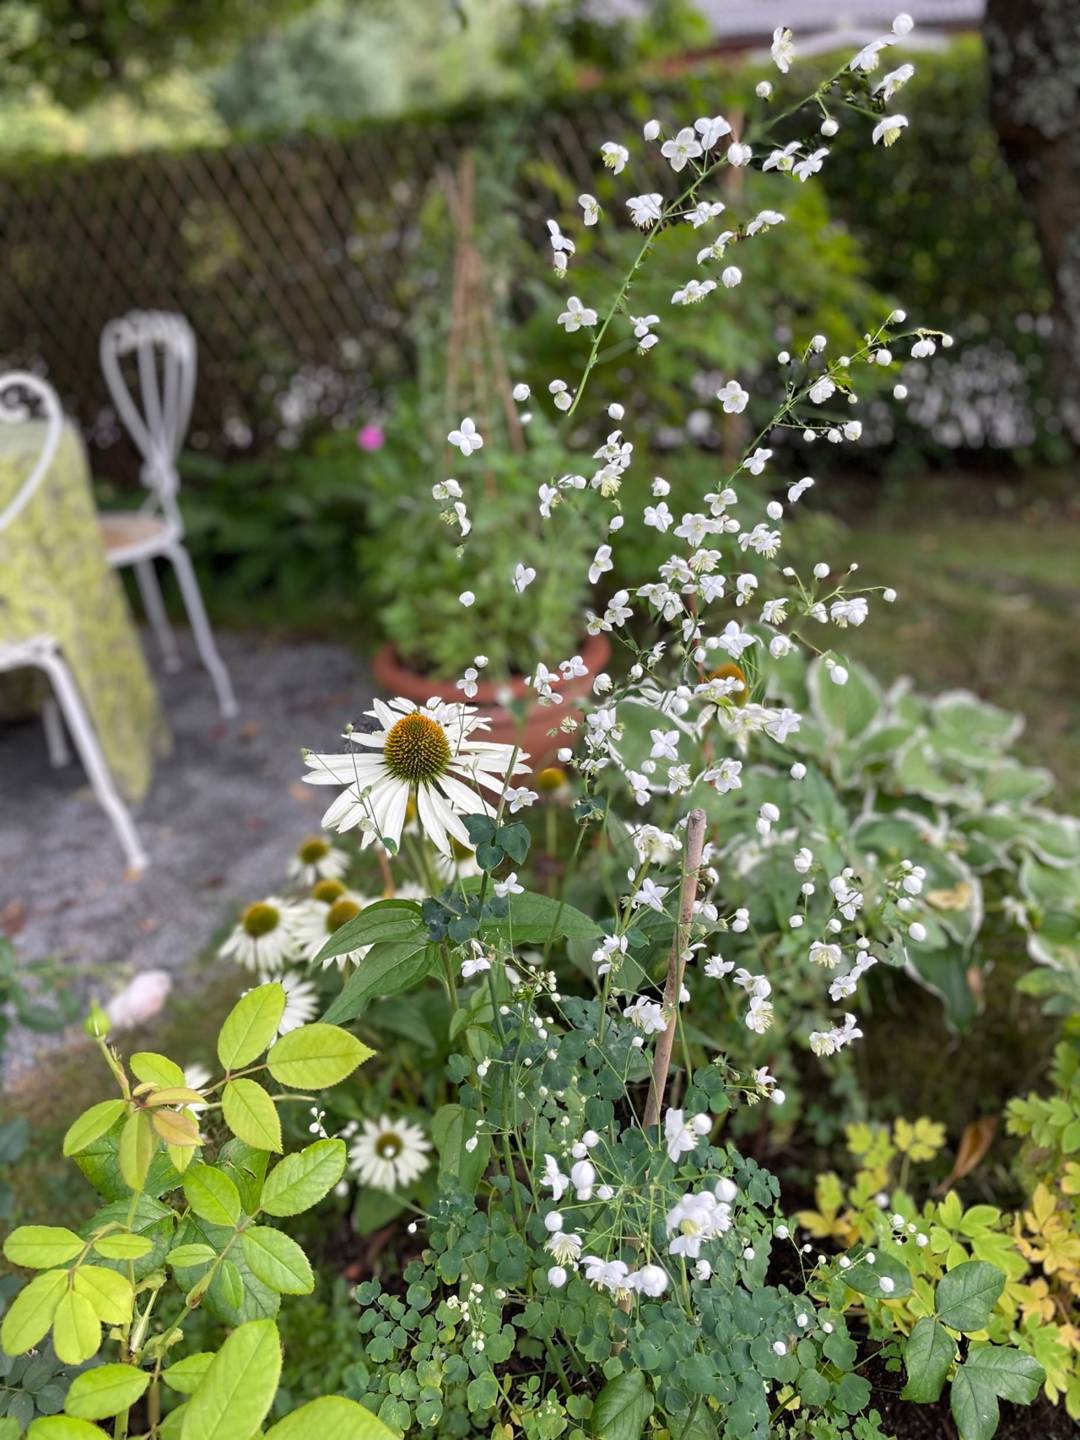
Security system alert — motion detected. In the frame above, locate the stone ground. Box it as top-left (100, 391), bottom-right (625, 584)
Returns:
top-left (0, 631), bottom-right (373, 1081)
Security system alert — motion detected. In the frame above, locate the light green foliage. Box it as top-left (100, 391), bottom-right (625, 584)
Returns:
top-left (900, 1268), bottom-right (1043, 1440)
top-left (0, 986), bottom-right (380, 1434)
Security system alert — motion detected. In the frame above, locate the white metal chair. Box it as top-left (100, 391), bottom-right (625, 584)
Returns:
top-left (99, 310), bottom-right (238, 717)
top-left (0, 372), bottom-right (147, 870)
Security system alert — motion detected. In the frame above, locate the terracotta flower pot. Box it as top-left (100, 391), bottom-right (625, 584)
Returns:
top-left (371, 632), bottom-right (612, 768)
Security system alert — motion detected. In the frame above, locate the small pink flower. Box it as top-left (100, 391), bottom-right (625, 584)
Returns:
top-left (356, 423), bottom-right (384, 452)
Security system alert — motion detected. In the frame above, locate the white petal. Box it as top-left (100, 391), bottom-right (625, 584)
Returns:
top-left (417, 782), bottom-right (450, 855)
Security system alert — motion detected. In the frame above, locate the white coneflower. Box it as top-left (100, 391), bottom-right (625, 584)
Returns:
top-left (293, 891), bottom-right (371, 968)
top-left (348, 1116), bottom-right (432, 1190)
top-left (287, 834), bottom-right (349, 887)
top-left (278, 973), bottom-right (320, 1034)
top-left (303, 698), bottom-right (529, 857)
top-left (219, 897), bottom-right (303, 976)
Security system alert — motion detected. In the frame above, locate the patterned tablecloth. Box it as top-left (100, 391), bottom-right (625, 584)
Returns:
top-left (0, 419), bottom-right (170, 801)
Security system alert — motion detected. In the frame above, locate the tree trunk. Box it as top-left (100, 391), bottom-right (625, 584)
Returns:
top-left (984, 0), bottom-right (1080, 446)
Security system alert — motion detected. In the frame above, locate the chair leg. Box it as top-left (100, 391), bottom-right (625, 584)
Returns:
top-left (36, 652), bottom-right (148, 872)
top-left (42, 698), bottom-right (71, 768)
top-left (135, 557), bottom-right (182, 673)
top-left (165, 543), bottom-right (238, 717)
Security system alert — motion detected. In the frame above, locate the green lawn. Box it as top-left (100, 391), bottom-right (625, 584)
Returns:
top-left (834, 483), bottom-right (1080, 808)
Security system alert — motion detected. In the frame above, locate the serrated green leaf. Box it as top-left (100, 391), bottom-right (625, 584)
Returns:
top-left (217, 1258), bottom-right (244, 1311)
top-left (27, 1420), bottom-right (111, 1439)
top-left (962, 1344), bottom-right (1044, 1403)
top-left (950, 1365), bottom-right (999, 1440)
top-left (162, 1354), bottom-right (215, 1395)
top-left (497, 822), bottom-right (530, 864)
top-left (591, 1371), bottom-right (653, 1440)
top-left (183, 1164), bottom-right (242, 1228)
top-left (167, 1244), bottom-right (216, 1268)
top-left (320, 940), bottom-right (435, 1024)
top-left (313, 899), bottom-right (425, 968)
top-left (494, 890), bottom-right (601, 945)
top-left (902, 1317), bottom-right (955, 1403)
top-left (118, 1111), bottom-right (155, 1193)
top-left (935, 1261), bottom-right (1005, 1332)
top-left (266, 1024), bottom-right (372, 1089)
top-left (0, 1270), bottom-right (68, 1354)
top-left (179, 1318), bottom-right (281, 1440)
top-left (222, 1080), bottom-right (282, 1153)
top-left (130, 1053), bottom-right (186, 1088)
top-left (432, 1104), bottom-right (489, 1194)
top-left (264, 1396), bottom-right (400, 1440)
top-left (241, 1227), bottom-right (314, 1294)
top-left (4, 1226), bottom-right (83, 1269)
top-left (52, 1290), bottom-right (100, 1366)
top-left (90, 1233), bottom-right (153, 1261)
top-left (217, 984), bottom-right (285, 1070)
top-left (63, 1364), bottom-right (150, 1421)
top-left (62, 1100), bottom-right (126, 1157)
top-left (259, 1139), bottom-right (346, 1217)
top-left (72, 1267), bottom-right (133, 1324)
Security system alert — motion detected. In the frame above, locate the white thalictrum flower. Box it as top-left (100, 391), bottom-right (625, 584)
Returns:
top-left (873, 114), bottom-right (909, 147)
top-left (348, 1116), bottom-right (432, 1190)
top-left (661, 126), bottom-right (703, 172)
top-left (717, 379), bottom-right (749, 414)
top-left (771, 25), bottom-right (795, 73)
top-left (303, 698), bottom-right (529, 858)
top-left (695, 114), bottom-right (732, 150)
top-left (448, 417), bottom-right (483, 455)
top-left (876, 63), bottom-right (914, 100)
top-left (578, 193), bottom-right (600, 226)
top-left (627, 193), bottom-right (663, 228)
top-left (220, 897), bottom-right (303, 976)
top-left (601, 142), bottom-right (629, 174)
top-left (494, 871), bottom-right (524, 899)
top-left (558, 296), bottom-right (599, 332)
top-left (643, 118), bottom-right (661, 141)
top-left (513, 562), bottom-right (537, 592)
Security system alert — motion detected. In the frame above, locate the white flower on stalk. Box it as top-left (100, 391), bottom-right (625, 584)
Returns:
top-left (745, 209), bottom-right (785, 236)
top-left (793, 148), bottom-right (828, 182)
top-left (461, 941), bottom-right (492, 979)
top-left (588, 544), bottom-right (613, 584)
top-left (756, 80), bottom-right (773, 99)
top-left (727, 141), bottom-right (752, 167)
top-left (630, 1264), bottom-right (669, 1297)
top-left (809, 941), bottom-right (843, 969)
top-left (348, 1116), bottom-right (432, 1190)
top-left (288, 834), bottom-right (350, 887)
top-left (583, 1256), bottom-right (631, 1295)
top-left (672, 278), bottom-right (717, 305)
top-left (643, 501), bottom-right (672, 532)
top-left (627, 193), bottom-right (663, 228)
top-left (546, 1231), bottom-right (583, 1265)
top-left (578, 193), bottom-right (600, 226)
top-left (717, 620), bottom-right (757, 659)
top-left (601, 142), bottom-right (629, 174)
top-left (643, 118), bottom-right (661, 141)
top-left (876, 63), bottom-right (914, 100)
top-left (303, 697), bottom-right (529, 858)
top-left (873, 114), bottom-right (909, 147)
top-left (831, 596), bottom-right (869, 627)
top-left (513, 562), bottom-right (537, 592)
top-left (661, 126), bottom-right (703, 172)
top-left (558, 296), bottom-right (598, 332)
top-left (808, 376), bottom-right (836, 404)
top-left (686, 200), bottom-right (725, 229)
top-left (850, 37), bottom-right (894, 73)
top-left (741, 447), bottom-right (772, 475)
top-left (624, 996), bottom-right (668, 1035)
top-left (664, 1108), bottom-right (711, 1163)
top-left (716, 379), bottom-right (749, 413)
top-left (448, 417), bottom-right (483, 455)
top-left (771, 26), bottom-right (795, 73)
top-left (220, 897), bottom-right (303, 976)
top-left (542, 1154), bottom-right (570, 1202)
top-left (494, 871), bottom-right (524, 898)
top-left (721, 265), bottom-right (742, 289)
top-left (277, 973), bottom-right (320, 1034)
top-left (548, 379), bottom-right (573, 411)
top-left (633, 878), bottom-right (669, 913)
top-left (695, 115), bottom-right (732, 150)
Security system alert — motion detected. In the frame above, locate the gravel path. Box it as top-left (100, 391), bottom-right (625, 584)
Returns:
top-left (0, 631), bottom-right (373, 1080)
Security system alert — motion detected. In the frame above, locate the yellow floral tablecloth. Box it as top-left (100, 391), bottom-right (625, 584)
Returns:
top-left (0, 419), bottom-right (170, 801)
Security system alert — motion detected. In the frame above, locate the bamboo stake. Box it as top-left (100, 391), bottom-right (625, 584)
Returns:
top-left (643, 807), bottom-right (707, 1133)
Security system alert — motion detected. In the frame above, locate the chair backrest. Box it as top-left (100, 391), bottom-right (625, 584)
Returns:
top-left (0, 371), bottom-right (64, 534)
top-left (100, 311), bottom-right (197, 504)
